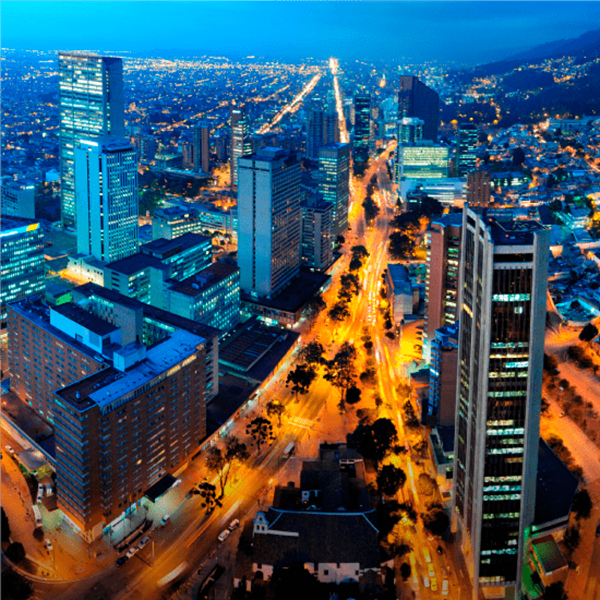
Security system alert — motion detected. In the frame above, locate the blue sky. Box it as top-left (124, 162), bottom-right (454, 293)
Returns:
top-left (2, 1), bottom-right (599, 66)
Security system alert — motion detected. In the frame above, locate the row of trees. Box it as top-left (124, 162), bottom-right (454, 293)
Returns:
top-left (362, 174), bottom-right (381, 224)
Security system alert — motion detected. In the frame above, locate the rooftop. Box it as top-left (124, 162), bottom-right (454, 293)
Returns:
top-left (168, 262), bottom-right (239, 297)
top-left (105, 252), bottom-right (164, 276)
top-left (531, 535), bottom-right (568, 575)
top-left (52, 303), bottom-right (118, 337)
top-left (141, 232), bottom-right (210, 259)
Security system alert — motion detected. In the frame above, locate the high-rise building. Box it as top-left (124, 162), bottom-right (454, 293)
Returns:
top-left (428, 323), bottom-right (459, 426)
top-left (307, 107), bottom-right (325, 160)
top-left (1, 179), bottom-right (36, 219)
top-left (59, 52), bottom-right (125, 229)
top-left (238, 147), bottom-right (301, 298)
top-left (452, 206), bottom-right (550, 600)
top-left (0, 218), bottom-right (45, 338)
top-left (398, 76), bottom-right (439, 142)
top-left (398, 117), bottom-right (423, 145)
top-left (230, 106), bottom-right (251, 190)
top-left (324, 112), bottom-right (340, 145)
top-left (75, 138), bottom-right (138, 263)
top-left (181, 142), bottom-right (195, 169)
top-left (457, 123), bottom-right (479, 176)
top-left (467, 171), bottom-right (492, 207)
top-left (424, 213), bottom-right (462, 360)
top-left (353, 93), bottom-right (371, 164)
top-left (194, 121), bottom-right (210, 174)
top-left (318, 142), bottom-right (351, 237)
top-left (398, 143), bottom-right (450, 180)
top-left (300, 195), bottom-right (334, 270)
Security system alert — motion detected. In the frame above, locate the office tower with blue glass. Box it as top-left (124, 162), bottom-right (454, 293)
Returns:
top-left (353, 93), bottom-right (371, 165)
top-left (452, 206), bottom-right (550, 600)
top-left (238, 148), bottom-right (301, 298)
top-left (58, 52), bottom-right (125, 229)
top-left (75, 137), bottom-right (138, 263)
top-left (318, 142), bottom-right (351, 237)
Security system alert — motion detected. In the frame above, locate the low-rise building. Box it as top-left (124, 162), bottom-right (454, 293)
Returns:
top-left (385, 263), bottom-right (418, 323)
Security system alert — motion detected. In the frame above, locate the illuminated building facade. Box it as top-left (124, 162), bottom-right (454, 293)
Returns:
top-left (452, 206), bottom-right (550, 600)
top-left (238, 147), bottom-right (301, 298)
top-left (353, 93), bottom-right (371, 165)
top-left (398, 143), bottom-right (450, 180)
top-left (0, 218), bottom-right (45, 337)
top-left (59, 52), bottom-right (125, 229)
top-left (457, 123), bottom-right (479, 176)
top-left (75, 138), bottom-right (138, 263)
top-left (300, 195), bottom-right (334, 270)
top-left (230, 106), bottom-right (251, 190)
top-left (318, 142), bottom-right (350, 237)
top-left (194, 120), bottom-right (210, 174)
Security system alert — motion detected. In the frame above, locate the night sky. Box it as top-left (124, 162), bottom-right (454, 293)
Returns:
top-left (2, 1), bottom-right (599, 66)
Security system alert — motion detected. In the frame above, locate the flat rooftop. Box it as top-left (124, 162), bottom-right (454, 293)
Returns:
top-left (52, 303), bottom-right (118, 337)
top-left (105, 252), bottom-right (163, 275)
top-left (219, 321), bottom-right (283, 372)
top-left (141, 232), bottom-right (210, 259)
top-left (168, 262), bottom-right (239, 297)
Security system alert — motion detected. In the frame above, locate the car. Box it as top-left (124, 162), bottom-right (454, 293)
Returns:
top-left (423, 576), bottom-right (430, 588)
top-left (116, 555), bottom-right (128, 567)
top-left (217, 529), bottom-right (230, 542)
top-left (44, 538), bottom-right (53, 551)
top-left (125, 547), bottom-right (138, 559)
top-left (442, 579), bottom-right (449, 596)
top-left (45, 482), bottom-right (53, 496)
top-left (5, 445), bottom-right (15, 456)
top-left (228, 519), bottom-right (240, 531)
top-left (160, 514), bottom-right (170, 526)
top-left (431, 578), bottom-right (438, 592)
top-left (428, 563), bottom-right (435, 578)
top-left (137, 535), bottom-right (150, 550)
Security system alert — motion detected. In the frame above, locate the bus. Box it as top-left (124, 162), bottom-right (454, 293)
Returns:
top-left (283, 442), bottom-right (295, 459)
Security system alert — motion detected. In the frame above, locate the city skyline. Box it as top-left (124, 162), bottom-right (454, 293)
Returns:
top-left (2, 1), bottom-right (599, 65)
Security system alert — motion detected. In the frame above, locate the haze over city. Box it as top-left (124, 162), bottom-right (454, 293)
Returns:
top-left (2, 3), bottom-right (600, 600)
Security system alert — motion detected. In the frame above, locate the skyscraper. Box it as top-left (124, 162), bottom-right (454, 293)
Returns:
top-left (307, 106), bottom-right (325, 160)
top-left (1, 179), bottom-right (36, 219)
top-left (238, 147), bottom-right (301, 298)
top-left (59, 52), bottom-right (125, 229)
top-left (397, 143), bottom-right (450, 180)
top-left (467, 171), bottom-right (492, 207)
top-left (353, 93), bottom-right (371, 165)
top-left (300, 194), bottom-right (334, 270)
top-left (398, 117), bottom-right (423, 145)
top-left (318, 142), bottom-right (351, 238)
top-left (398, 76), bottom-right (439, 142)
top-left (324, 112), bottom-right (340, 145)
top-left (452, 206), bottom-right (550, 600)
top-left (75, 138), bottom-right (139, 263)
top-left (194, 120), bottom-right (210, 174)
top-left (230, 106), bottom-right (251, 191)
top-left (424, 213), bottom-right (462, 361)
top-left (457, 123), bottom-right (479, 176)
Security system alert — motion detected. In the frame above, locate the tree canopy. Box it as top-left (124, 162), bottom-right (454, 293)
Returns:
top-left (377, 464), bottom-right (407, 496)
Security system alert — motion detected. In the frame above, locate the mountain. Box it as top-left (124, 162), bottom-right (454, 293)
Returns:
top-left (505, 28), bottom-right (600, 63)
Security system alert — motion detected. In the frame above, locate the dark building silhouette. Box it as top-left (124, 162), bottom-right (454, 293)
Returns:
top-left (398, 76), bottom-right (439, 143)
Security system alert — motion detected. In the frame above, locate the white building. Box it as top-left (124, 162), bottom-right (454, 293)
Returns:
top-left (75, 137), bottom-right (138, 263)
top-left (1, 179), bottom-right (36, 219)
top-left (238, 147), bottom-right (301, 298)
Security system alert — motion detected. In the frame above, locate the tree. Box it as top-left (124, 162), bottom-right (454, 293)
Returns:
top-left (541, 581), bottom-right (568, 600)
top-left (336, 234), bottom-right (345, 245)
top-left (324, 342), bottom-right (357, 411)
top-left (512, 147), bottom-right (525, 166)
top-left (196, 480), bottom-right (222, 512)
top-left (346, 385), bottom-right (362, 405)
top-left (377, 464), bottom-right (407, 496)
top-left (328, 301), bottom-right (350, 325)
top-left (388, 232), bottom-right (414, 260)
top-left (351, 245), bottom-right (369, 263)
top-left (579, 323), bottom-right (599, 342)
top-left (2, 569), bottom-right (33, 600)
top-left (563, 525), bottom-right (580, 554)
top-left (286, 364), bottom-right (316, 401)
top-left (543, 353), bottom-right (559, 374)
top-left (398, 501), bottom-right (418, 523)
top-left (268, 561), bottom-right (322, 600)
top-left (350, 417), bottom-right (399, 465)
top-left (421, 506), bottom-right (450, 537)
top-left (299, 341), bottom-right (324, 367)
top-left (303, 294), bottom-right (326, 324)
top-left (205, 435), bottom-right (250, 498)
top-left (266, 400), bottom-right (286, 427)
top-left (33, 527), bottom-right (44, 542)
top-left (1, 506), bottom-right (10, 542)
top-left (572, 489), bottom-right (593, 520)
top-left (5, 542), bottom-right (26, 564)
top-left (340, 273), bottom-right (361, 296)
top-left (400, 562), bottom-right (412, 581)
top-left (246, 416), bottom-right (275, 452)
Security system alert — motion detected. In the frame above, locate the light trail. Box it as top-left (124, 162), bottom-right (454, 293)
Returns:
top-left (329, 58), bottom-right (349, 144)
top-left (257, 72), bottom-right (322, 134)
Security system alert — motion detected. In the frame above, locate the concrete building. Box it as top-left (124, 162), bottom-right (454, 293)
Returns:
top-left (400, 177), bottom-right (466, 208)
top-left (398, 76), bottom-right (439, 142)
top-left (152, 204), bottom-right (237, 241)
top-left (307, 106), bottom-right (325, 160)
top-left (0, 218), bottom-right (45, 339)
top-left (194, 120), bottom-right (210, 174)
top-left (75, 137), bottom-right (138, 263)
top-left (427, 324), bottom-right (458, 425)
top-left (238, 147), bottom-right (301, 298)
top-left (230, 106), bottom-right (251, 190)
top-left (452, 206), bottom-right (550, 600)
top-left (300, 195), bottom-right (334, 271)
top-left (318, 143), bottom-right (351, 237)
top-left (1, 179), bottom-right (36, 219)
top-left (167, 262), bottom-right (240, 335)
top-left (385, 263), bottom-right (418, 323)
top-left (467, 171), bottom-right (492, 207)
top-left (58, 52), bottom-right (125, 229)
top-left (424, 213), bottom-right (462, 359)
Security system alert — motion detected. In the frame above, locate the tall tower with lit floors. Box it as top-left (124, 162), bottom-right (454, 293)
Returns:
top-left (452, 206), bottom-right (550, 600)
